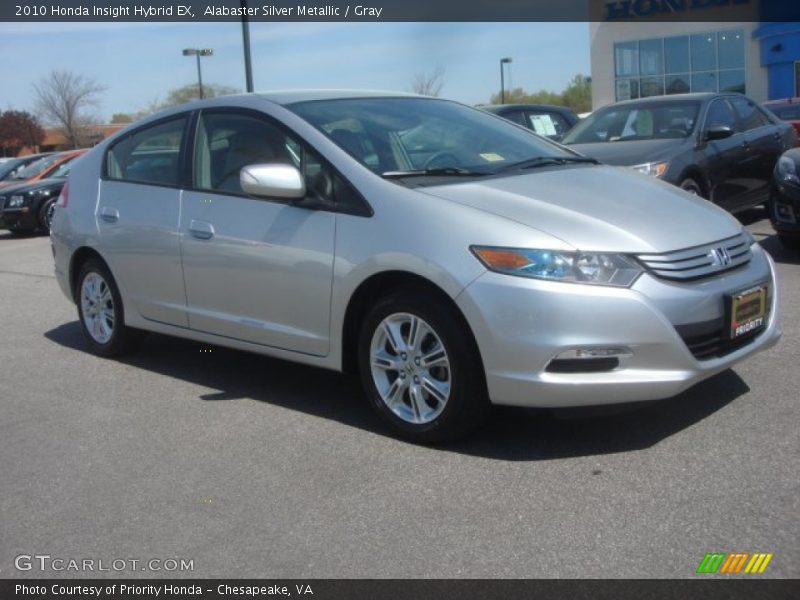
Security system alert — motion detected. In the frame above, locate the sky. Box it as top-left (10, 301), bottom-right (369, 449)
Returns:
top-left (0, 21), bottom-right (589, 122)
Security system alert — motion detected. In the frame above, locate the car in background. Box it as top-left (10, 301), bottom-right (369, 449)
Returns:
top-left (763, 98), bottom-right (800, 137)
top-left (562, 93), bottom-right (796, 213)
top-left (0, 149), bottom-right (85, 190)
top-left (0, 153), bottom-right (54, 183)
top-left (51, 91), bottom-right (779, 442)
top-left (483, 104), bottom-right (580, 141)
top-left (0, 153), bottom-right (83, 235)
top-left (770, 147), bottom-right (800, 250)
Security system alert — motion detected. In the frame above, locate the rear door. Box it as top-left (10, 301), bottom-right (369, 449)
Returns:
top-left (728, 96), bottom-right (783, 208)
top-left (99, 115), bottom-right (190, 326)
top-left (701, 97), bottom-right (747, 210)
top-left (179, 109), bottom-right (336, 356)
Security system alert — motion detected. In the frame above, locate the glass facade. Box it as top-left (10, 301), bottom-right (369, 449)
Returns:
top-left (614, 29), bottom-right (745, 101)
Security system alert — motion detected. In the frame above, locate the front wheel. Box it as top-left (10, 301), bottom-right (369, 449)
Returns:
top-left (679, 177), bottom-right (702, 196)
top-left (76, 259), bottom-right (140, 357)
top-left (358, 288), bottom-right (489, 443)
top-left (38, 198), bottom-right (56, 233)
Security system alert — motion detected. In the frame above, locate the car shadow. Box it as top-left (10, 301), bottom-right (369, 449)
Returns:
top-left (754, 232), bottom-right (800, 265)
top-left (45, 321), bottom-right (750, 461)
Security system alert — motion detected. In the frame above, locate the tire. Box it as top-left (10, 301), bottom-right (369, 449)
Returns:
top-left (76, 258), bottom-right (140, 357)
top-left (778, 234), bottom-right (800, 251)
top-left (679, 177), bottom-right (702, 196)
top-left (357, 287), bottom-right (489, 443)
top-left (38, 199), bottom-right (56, 233)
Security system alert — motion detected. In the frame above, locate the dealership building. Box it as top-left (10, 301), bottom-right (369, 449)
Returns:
top-left (589, 1), bottom-right (800, 109)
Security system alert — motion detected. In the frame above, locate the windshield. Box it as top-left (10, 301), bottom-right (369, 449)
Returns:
top-left (0, 158), bottom-right (25, 180)
top-left (288, 97), bottom-right (578, 178)
top-left (12, 153), bottom-right (65, 180)
top-left (49, 155), bottom-right (81, 179)
top-left (563, 101), bottom-right (700, 144)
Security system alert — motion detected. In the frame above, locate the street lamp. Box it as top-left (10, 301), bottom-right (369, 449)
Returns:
top-left (500, 57), bottom-right (513, 104)
top-left (182, 48), bottom-right (214, 99)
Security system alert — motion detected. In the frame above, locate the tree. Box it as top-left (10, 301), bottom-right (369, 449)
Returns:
top-left (411, 67), bottom-right (445, 97)
top-left (488, 74), bottom-right (592, 112)
top-left (33, 69), bottom-right (106, 148)
top-left (0, 110), bottom-right (46, 157)
top-left (161, 83), bottom-right (239, 107)
top-left (110, 113), bottom-right (134, 124)
top-left (561, 74), bottom-right (592, 113)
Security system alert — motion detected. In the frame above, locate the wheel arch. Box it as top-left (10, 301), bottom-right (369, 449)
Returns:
top-left (678, 166), bottom-right (709, 198)
top-left (340, 270), bottom-right (485, 379)
top-left (68, 246), bottom-right (111, 303)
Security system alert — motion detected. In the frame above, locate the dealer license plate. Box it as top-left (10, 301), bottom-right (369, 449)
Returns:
top-left (727, 286), bottom-right (767, 340)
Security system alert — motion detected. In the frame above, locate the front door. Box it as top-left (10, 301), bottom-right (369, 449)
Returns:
top-left (179, 110), bottom-right (335, 356)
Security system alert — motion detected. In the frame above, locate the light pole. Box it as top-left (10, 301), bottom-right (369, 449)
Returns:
top-left (241, 0), bottom-right (254, 92)
top-left (182, 48), bottom-right (214, 99)
top-left (500, 57), bottom-right (512, 104)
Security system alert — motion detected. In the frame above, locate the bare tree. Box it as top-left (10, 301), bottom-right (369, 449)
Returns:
top-left (411, 66), bottom-right (445, 97)
top-left (33, 70), bottom-right (106, 148)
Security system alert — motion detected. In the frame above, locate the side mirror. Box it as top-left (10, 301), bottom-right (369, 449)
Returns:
top-left (704, 125), bottom-right (733, 141)
top-left (240, 163), bottom-right (305, 200)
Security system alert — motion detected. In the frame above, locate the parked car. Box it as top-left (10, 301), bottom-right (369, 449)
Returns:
top-left (51, 91), bottom-right (780, 442)
top-left (0, 154), bottom-right (82, 235)
top-left (483, 104), bottom-right (580, 141)
top-left (770, 147), bottom-right (800, 250)
top-left (0, 149), bottom-right (85, 190)
top-left (0, 153), bottom-right (54, 183)
top-left (763, 98), bottom-right (800, 137)
top-left (562, 93), bottom-right (797, 213)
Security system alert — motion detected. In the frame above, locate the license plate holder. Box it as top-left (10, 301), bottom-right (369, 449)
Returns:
top-left (725, 286), bottom-right (767, 340)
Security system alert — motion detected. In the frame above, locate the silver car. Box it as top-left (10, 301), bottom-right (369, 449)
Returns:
top-left (50, 91), bottom-right (781, 442)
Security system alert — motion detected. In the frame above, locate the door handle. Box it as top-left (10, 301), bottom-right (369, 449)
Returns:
top-left (99, 206), bottom-right (119, 223)
top-left (741, 140), bottom-right (750, 150)
top-left (189, 219), bottom-right (215, 240)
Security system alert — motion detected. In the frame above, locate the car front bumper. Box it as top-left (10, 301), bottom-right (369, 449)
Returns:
top-left (772, 180), bottom-right (800, 234)
top-left (0, 206), bottom-right (37, 231)
top-left (456, 244), bottom-right (780, 408)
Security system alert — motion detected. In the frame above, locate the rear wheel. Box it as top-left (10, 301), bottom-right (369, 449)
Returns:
top-left (358, 287), bottom-right (489, 443)
top-left (76, 259), bottom-right (140, 357)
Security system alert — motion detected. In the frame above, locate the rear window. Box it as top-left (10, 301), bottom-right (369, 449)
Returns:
top-left (106, 117), bottom-right (187, 186)
top-left (767, 103), bottom-right (800, 121)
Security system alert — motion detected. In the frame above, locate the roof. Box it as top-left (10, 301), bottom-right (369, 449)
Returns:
top-left (251, 89), bottom-right (423, 105)
top-left (608, 92), bottom-right (732, 107)
top-left (483, 103), bottom-right (576, 113)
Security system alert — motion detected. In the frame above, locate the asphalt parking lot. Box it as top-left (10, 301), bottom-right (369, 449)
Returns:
top-left (1, 209), bottom-right (798, 579)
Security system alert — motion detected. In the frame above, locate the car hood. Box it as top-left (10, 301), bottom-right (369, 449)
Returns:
top-left (420, 165), bottom-right (743, 253)
top-left (567, 138), bottom-right (688, 166)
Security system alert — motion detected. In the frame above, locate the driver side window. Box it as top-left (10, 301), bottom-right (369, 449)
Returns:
top-left (705, 99), bottom-right (737, 132)
top-left (194, 112), bottom-right (299, 195)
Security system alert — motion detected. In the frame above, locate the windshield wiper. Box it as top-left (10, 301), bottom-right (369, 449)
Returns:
top-left (498, 156), bottom-right (599, 172)
top-left (381, 167), bottom-right (488, 179)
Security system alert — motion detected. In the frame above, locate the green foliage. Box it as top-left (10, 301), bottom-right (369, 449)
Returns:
top-left (110, 113), bottom-right (134, 124)
top-left (490, 74), bottom-right (592, 113)
top-left (162, 83), bottom-right (240, 107)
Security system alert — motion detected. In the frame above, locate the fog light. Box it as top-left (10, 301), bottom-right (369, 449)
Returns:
top-left (555, 347), bottom-right (632, 359)
top-left (774, 202), bottom-right (796, 224)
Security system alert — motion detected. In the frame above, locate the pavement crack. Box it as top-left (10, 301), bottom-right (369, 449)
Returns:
top-left (0, 269), bottom-right (55, 280)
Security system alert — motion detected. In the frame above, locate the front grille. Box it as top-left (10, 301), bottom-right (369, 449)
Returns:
top-left (636, 233), bottom-right (752, 281)
top-left (675, 318), bottom-right (763, 360)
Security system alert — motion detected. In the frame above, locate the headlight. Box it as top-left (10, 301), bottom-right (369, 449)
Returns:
top-left (631, 161), bottom-right (668, 177)
top-left (471, 246), bottom-right (643, 287)
top-left (777, 155), bottom-right (799, 184)
top-left (7, 195), bottom-right (28, 208)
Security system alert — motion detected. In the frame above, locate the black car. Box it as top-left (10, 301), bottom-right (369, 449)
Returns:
top-left (0, 153), bottom-right (53, 183)
top-left (483, 104), bottom-right (580, 141)
top-left (0, 157), bottom-right (76, 235)
top-left (562, 93), bottom-right (797, 213)
top-left (770, 147), bottom-right (800, 250)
